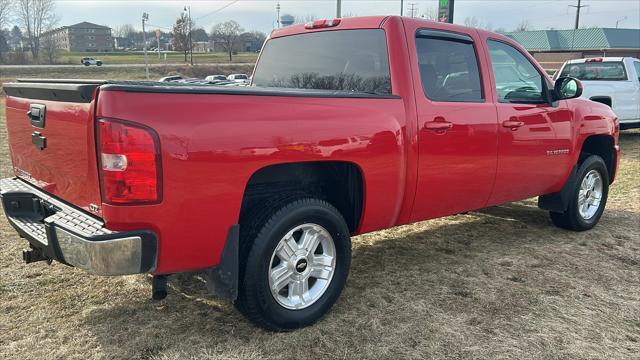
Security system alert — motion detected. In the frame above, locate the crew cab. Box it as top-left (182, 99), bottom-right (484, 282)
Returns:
top-left (81, 57), bottom-right (103, 66)
top-left (1, 16), bottom-right (620, 331)
top-left (555, 57), bottom-right (640, 129)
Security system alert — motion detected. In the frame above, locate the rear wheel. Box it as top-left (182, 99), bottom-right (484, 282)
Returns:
top-left (236, 198), bottom-right (351, 331)
top-left (550, 155), bottom-right (609, 231)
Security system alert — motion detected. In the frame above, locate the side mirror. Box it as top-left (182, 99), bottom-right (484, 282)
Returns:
top-left (554, 76), bottom-right (583, 100)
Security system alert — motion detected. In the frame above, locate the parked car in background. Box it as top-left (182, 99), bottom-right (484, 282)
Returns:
top-left (206, 75), bottom-right (228, 82)
top-left (555, 57), bottom-right (640, 129)
top-left (227, 74), bottom-right (250, 84)
top-left (158, 75), bottom-right (183, 82)
top-left (81, 57), bottom-right (103, 66)
top-left (2, 16), bottom-right (620, 331)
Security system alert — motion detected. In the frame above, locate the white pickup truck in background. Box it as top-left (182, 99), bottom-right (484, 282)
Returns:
top-left (555, 57), bottom-right (640, 130)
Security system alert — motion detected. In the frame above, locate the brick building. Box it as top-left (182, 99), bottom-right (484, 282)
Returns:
top-left (42, 22), bottom-right (113, 52)
top-left (504, 28), bottom-right (640, 71)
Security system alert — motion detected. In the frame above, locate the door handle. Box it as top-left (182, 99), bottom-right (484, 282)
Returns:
top-left (502, 118), bottom-right (525, 130)
top-left (424, 120), bottom-right (453, 131)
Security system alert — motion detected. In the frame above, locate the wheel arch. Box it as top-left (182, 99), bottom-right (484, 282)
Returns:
top-left (579, 134), bottom-right (616, 183)
top-left (238, 161), bottom-right (365, 234)
top-left (539, 134), bottom-right (616, 212)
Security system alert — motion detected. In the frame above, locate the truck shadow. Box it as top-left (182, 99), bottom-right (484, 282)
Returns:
top-left (82, 202), bottom-right (639, 358)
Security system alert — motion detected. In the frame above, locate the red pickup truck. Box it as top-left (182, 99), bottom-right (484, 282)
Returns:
top-left (1, 16), bottom-right (620, 330)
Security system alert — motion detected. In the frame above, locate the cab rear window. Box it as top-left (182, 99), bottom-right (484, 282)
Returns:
top-left (559, 61), bottom-right (627, 81)
top-left (252, 29), bottom-right (392, 95)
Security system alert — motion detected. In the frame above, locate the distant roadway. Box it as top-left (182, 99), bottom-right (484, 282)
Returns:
top-left (0, 63), bottom-right (254, 69)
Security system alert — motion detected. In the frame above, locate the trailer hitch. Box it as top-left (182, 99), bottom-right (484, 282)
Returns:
top-left (22, 245), bottom-right (52, 265)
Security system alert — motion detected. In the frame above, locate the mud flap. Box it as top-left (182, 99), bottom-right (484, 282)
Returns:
top-left (205, 225), bottom-right (239, 301)
top-left (538, 165), bottom-right (578, 213)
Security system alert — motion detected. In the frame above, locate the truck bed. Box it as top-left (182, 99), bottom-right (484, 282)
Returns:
top-left (5, 79), bottom-right (400, 102)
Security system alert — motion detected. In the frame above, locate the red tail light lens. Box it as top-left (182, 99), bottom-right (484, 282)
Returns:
top-left (97, 119), bottom-right (162, 205)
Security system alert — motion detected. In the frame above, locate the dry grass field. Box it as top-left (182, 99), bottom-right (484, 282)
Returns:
top-left (0, 96), bottom-right (638, 359)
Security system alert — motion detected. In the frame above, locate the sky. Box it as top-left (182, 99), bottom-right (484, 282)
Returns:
top-left (14, 0), bottom-right (640, 34)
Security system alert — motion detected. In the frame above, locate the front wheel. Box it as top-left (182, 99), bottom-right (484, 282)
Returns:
top-left (236, 198), bottom-right (351, 331)
top-left (550, 155), bottom-right (609, 231)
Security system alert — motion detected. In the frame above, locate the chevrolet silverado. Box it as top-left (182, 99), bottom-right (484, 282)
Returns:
top-left (1, 16), bottom-right (620, 331)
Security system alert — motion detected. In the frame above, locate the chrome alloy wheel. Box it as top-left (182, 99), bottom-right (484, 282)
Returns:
top-left (268, 223), bottom-right (336, 310)
top-left (578, 169), bottom-right (603, 220)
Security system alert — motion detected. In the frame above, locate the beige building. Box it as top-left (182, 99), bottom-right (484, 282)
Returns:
top-left (43, 22), bottom-right (113, 52)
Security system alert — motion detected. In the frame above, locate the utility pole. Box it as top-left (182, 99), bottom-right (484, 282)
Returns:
top-left (400, 0), bottom-right (404, 16)
top-left (337, 0), bottom-right (341, 18)
top-left (184, 6), bottom-right (193, 65)
top-left (569, 0), bottom-right (588, 30)
top-left (142, 12), bottom-right (149, 80)
top-left (276, 2), bottom-right (281, 28)
top-left (156, 29), bottom-right (161, 59)
top-left (408, 3), bottom-right (418, 18)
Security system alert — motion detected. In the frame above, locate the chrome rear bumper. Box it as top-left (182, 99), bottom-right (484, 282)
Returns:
top-left (0, 177), bottom-right (157, 275)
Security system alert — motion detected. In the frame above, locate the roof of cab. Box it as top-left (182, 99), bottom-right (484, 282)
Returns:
top-left (269, 15), bottom-right (511, 42)
top-left (270, 15), bottom-right (390, 38)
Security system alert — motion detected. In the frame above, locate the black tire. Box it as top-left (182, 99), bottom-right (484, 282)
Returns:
top-left (97, 62), bottom-right (102, 66)
top-left (83, 62), bottom-right (90, 66)
top-left (550, 155), bottom-right (609, 231)
top-left (236, 198), bottom-right (351, 331)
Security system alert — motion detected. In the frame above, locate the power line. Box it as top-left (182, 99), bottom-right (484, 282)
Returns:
top-left (194, 0), bottom-right (240, 21)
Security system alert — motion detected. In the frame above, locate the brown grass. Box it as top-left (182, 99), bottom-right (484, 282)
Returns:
top-left (0, 96), bottom-right (638, 359)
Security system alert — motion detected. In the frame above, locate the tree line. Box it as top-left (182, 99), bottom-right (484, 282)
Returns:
top-left (0, 0), bottom-right (58, 64)
top-left (0, 0), bottom-right (266, 65)
top-left (114, 18), bottom-right (265, 63)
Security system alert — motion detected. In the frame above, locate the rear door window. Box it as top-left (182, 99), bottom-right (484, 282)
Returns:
top-left (252, 29), bottom-right (391, 95)
top-left (415, 30), bottom-right (484, 102)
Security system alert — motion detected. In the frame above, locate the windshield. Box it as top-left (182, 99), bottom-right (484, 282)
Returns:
top-left (559, 61), bottom-right (627, 81)
top-left (252, 29), bottom-right (392, 95)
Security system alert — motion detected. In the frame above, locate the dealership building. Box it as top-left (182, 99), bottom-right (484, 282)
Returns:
top-left (504, 28), bottom-right (640, 71)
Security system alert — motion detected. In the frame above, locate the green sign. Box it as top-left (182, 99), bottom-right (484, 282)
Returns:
top-left (438, 0), bottom-right (454, 23)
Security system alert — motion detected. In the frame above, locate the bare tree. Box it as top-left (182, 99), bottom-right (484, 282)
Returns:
top-left (464, 16), bottom-right (481, 28)
top-left (15, 0), bottom-right (57, 60)
top-left (211, 20), bottom-right (243, 62)
top-left (40, 26), bottom-right (57, 64)
top-left (420, 7), bottom-right (438, 21)
top-left (515, 19), bottom-right (533, 31)
top-left (294, 14), bottom-right (317, 24)
top-left (114, 23), bottom-right (136, 39)
top-left (171, 14), bottom-right (192, 62)
top-left (0, 0), bottom-right (13, 29)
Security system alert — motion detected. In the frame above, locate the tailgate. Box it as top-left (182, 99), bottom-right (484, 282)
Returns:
top-left (3, 80), bottom-right (105, 214)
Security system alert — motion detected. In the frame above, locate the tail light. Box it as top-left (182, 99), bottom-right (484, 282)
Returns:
top-left (97, 119), bottom-right (162, 205)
